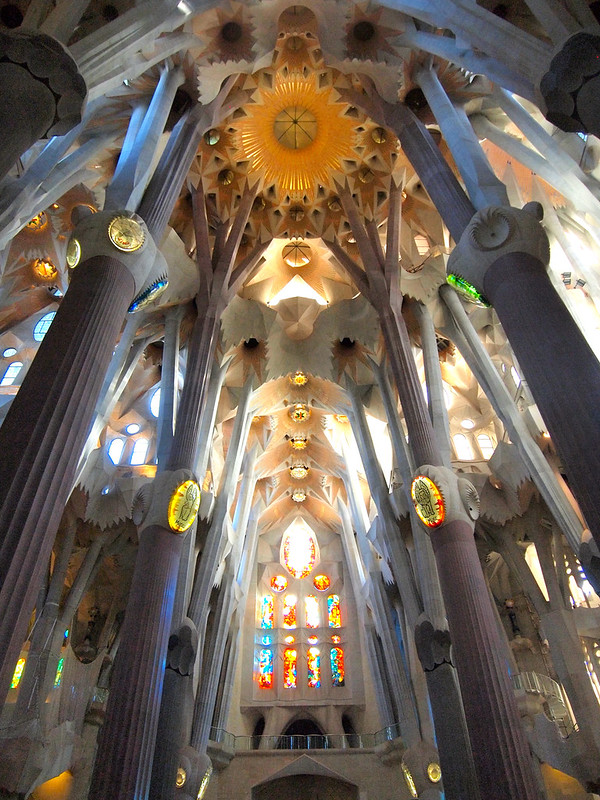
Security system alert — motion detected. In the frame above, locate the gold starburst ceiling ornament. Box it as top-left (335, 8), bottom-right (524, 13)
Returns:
top-left (236, 70), bottom-right (358, 199)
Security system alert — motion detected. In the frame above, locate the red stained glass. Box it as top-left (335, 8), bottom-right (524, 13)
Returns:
top-left (330, 647), bottom-right (345, 686)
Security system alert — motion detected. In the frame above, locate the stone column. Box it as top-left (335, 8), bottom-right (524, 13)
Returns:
top-left (447, 201), bottom-right (600, 546)
top-left (0, 29), bottom-right (86, 180)
top-left (414, 65), bottom-right (508, 210)
top-left (0, 209), bottom-right (162, 707)
top-left (412, 467), bottom-right (543, 800)
top-left (89, 470), bottom-right (196, 800)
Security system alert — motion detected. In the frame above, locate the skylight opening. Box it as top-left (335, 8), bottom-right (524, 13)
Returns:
top-left (269, 275), bottom-right (327, 306)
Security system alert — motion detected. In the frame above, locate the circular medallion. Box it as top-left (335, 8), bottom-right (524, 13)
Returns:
top-left (167, 480), bottom-right (201, 533)
top-left (108, 216), bottom-right (146, 252)
top-left (427, 762), bottom-right (442, 783)
top-left (66, 237), bottom-right (81, 268)
top-left (411, 475), bottom-right (445, 529)
top-left (289, 464), bottom-right (309, 480)
top-left (289, 403), bottom-right (310, 422)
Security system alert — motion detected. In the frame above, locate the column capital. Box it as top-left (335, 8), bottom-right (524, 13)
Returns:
top-left (0, 28), bottom-right (86, 137)
top-left (67, 209), bottom-right (169, 312)
top-left (132, 469), bottom-right (201, 534)
top-left (446, 202), bottom-right (550, 301)
top-left (411, 465), bottom-right (480, 530)
top-left (539, 31), bottom-right (600, 136)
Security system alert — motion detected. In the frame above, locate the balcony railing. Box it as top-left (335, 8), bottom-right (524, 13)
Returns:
top-left (209, 723), bottom-right (403, 752)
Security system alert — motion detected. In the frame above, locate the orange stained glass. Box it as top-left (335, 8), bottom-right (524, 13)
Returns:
top-left (283, 595), bottom-right (297, 629)
top-left (307, 635), bottom-right (318, 644)
top-left (284, 648), bottom-right (297, 688)
top-left (331, 634), bottom-right (341, 644)
top-left (305, 595), bottom-right (320, 628)
top-left (271, 575), bottom-right (288, 592)
top-left (328, 595), bottom-right (341, 628)
top-left (260, 596), bottom-right (274, 629)
top-left (284, 635), bottom-right (295, 644)
top-left (313, 574), bottom-right (330, 591)
top-left (258, 649), bottom-right (273, 688)
top-left (307, 647), bottom-right (321, 688)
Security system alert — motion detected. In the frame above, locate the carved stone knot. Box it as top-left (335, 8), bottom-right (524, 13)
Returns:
top-left (415, 619), bottom-right (453, 671)
top-left (166, 619), bottom-right (198, 676)
top-left (446, 203), bottom-right (550, 296)
top-left (539, 31), bottom-right (600, 136)
top-left (0, 29), bottom-right (86, 137)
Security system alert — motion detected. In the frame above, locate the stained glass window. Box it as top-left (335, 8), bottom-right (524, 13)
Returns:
top-left (0, 361), bottom-right (23, 386)
top-left (11, 658), bottom-right (25, 689)
top-left (284, 648), bottom-right (297, 688)
top-left (283, 595), bottom-right (297, 629)
top-left (313, 574), bottom-right (330, 591)
top-left (307, 635), bottom-right (318, 645)
top-left (281, 522), bottom-right (317, 578)
top-left (260, 596), bottom-right (274, 629)
top-left (258, 649), bottom-right (273, 688)
top-left (328, 595), bottom-right (341, 628)
top-left (54, 656), bottom-right (64, 688)
top-left (305, 595), bottom-right (320, 628)
top-left (33, 311), bottom-right (56, 342)
top-left (331, 647), bottom-right (345, 686)
top-left (271, 575), bottom-right (287, 592)
top-left (130, 437), bottom-right (149, 465)
top-left (307, 647), bottom-right (321, 688)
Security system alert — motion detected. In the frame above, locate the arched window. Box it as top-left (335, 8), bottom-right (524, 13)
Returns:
top-left (477, 433), bottom-right (495, 460)
top-left (130, 438), bottom-right (149, 465)
top-left (453, 433), bottom-right (474, 461)
top-left (33, 311), bottom-right (56, 342)
top-left (107, 438), bottom-right (125, 465)
top-left (0, 361), bottom-right (23, 386)
top-left (150, 387), bottom-right (161, 418)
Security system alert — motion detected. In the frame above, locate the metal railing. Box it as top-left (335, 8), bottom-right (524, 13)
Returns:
top-left (209, 723), bottom-right (402, 752)
top-left (511, 671), bottom-right (577, 735)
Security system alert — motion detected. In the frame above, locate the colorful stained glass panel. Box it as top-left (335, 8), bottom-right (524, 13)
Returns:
top-left (308, 647), bottom-right (321, 688)
top-left (328, 595), bottom-right (341, 628)
top-left (258, 649), bottom-right (273, 688)
top-left (284, 648), bottom-right (297, 688)
top-left (260, 595), bottom-right (274, 629)
top-left (331, 647), bottom-right (345, 686)
top-left (282, 524), bottom-right (317, 578)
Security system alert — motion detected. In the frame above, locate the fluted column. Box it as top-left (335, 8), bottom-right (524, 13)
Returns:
top-left (0, 255), bottom-right (135, 706)
top-left (89, 520), bottom-right (185, 800)
top-left (415, 467), bottom-right (543, 800)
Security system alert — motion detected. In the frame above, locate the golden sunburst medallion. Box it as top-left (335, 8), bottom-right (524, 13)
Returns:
top-left (237, 70), bottom-right (357, 198)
